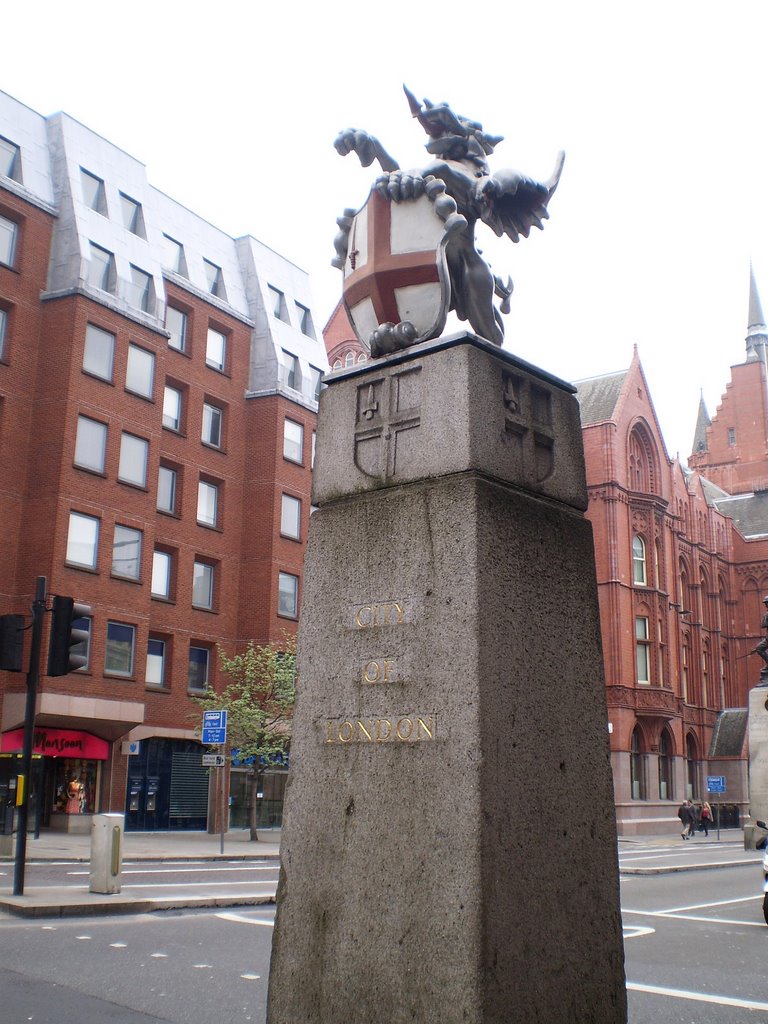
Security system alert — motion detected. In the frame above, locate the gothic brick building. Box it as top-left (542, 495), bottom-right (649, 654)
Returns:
top-left (325, 283), bottom-right (768, 836)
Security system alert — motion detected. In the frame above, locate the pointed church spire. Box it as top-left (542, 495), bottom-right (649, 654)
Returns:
top-left (691, 390), bottom-right (711, 455)
top-left (746, 262), bottom-right (768, 361)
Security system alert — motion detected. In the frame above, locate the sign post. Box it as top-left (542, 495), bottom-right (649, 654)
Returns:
top-left (707, 775), bottom-right (727, 841)
top-left (202, 711), bottom-right (228, 853)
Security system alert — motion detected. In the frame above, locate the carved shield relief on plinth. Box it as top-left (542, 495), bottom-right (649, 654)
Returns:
top-left (354, 367), bottom-right (422, 481)
top-left (342, 189), bottom-right (451, 348)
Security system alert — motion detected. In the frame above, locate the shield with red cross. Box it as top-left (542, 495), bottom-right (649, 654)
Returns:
top-left (342, 188), bottom-right (451, 349)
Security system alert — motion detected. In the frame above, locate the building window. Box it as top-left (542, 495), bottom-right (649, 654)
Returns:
top-left (83, 324), bottom-right (115, 381)
top-left (635, 615), bottom-right (650, 684)
top-left (268, 285), bottom-right (288, 321)
top-left (0, 214), bottom-right (18, 267)
top-left (81, 168), bottom-right (107, 214)
top-left (201, 402), bottom-right (223, 448)
top-left (146, 637), bottom-right (167, 687)
top-left (309, 366), bottom-right (323, 401)
top-left (118, 432), bottom-right (149, 488)
top-left (197, 480), bottom-right (219, 527)
top-left (192, 560), bottom-right (215, 609)
top-left (203, 259), bottom-right (225, 298)
top-left (151, 549), bottom-right (172, 599)
top-left (281, 494), bottom-right (301, 539)
top-left (105, 621), bottom-right (135, 677)
top-left (278, 572), bottom-right (298, 618)
top-left (345, 352), bottom-right (354, 367)
top-left (630, 728), bottom-right (645, 800)
top-left (658, 731), bottom-right (673, 800)
top-left (188, 646), bottom-right (210, 691)
top-left (357, 353), bottom-right (367, 364)
top-left (128, 265), bottom-right (153, 313)
top-left (281, 350), bottom-right (298, 390)
top-left (0, 307), bottom-right (7, 360)
top-left (728, 427), bottom-right (736, 447)
top-left (333, 358), bottom-right (342, 371)
top-left (657, 619), bottom-right (665, 687)
top-left (157, 464), bottom-right (178, 515)
top-left (120, 193), bottom-right (144, 236)
top-left (686, 733), bottom-right (698, 799)
top-left (66, 512), bottom-right (99, 569)
top-left (162, 234), bottom-right (187, 276)
top-left (125, 344), bottom-right (155, 399)
top-left (681, 639), bottom-right (689, 703)
top-left (283, 418), bottom-right (303, 463)
top-left (311, 431), bottom-right (316, 468)
top-left (295, 301), bottom-right (315, 338)
top-left (206, 327), bottom-right (226, 372)
top-left (702, 646), bottom-right (710, 707)
top-left (74, 415), bottom-right (107, 473)
top-left (0, 136), bottom-right (21, 182)
top-left (632, 535), bottom-right (646, 585)
top-left (163, 385), bottom-right (182, 432)
top-left (88, 243), bottom-right (115, 293)
top-left (166, 306), bottom-right (188, 352)
top-left (112, 524), bottom-right (142, 580)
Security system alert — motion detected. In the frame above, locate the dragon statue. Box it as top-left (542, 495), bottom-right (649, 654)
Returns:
top-left (333, 86), bottom-right (564, 357)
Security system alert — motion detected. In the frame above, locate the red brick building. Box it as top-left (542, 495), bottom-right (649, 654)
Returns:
top-left (325, 281), bottom-right (768, 836)
top-left (0, 92), bottom-right (327, 832)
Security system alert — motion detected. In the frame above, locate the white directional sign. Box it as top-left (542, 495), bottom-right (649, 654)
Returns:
top-left (202, 709), bottom-right (228, 745)
top-left (202, 754), bottom-right (226, 767)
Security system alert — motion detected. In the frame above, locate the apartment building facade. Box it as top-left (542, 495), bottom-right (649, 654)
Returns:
top-left (0, 92), bottom-right (327, 832)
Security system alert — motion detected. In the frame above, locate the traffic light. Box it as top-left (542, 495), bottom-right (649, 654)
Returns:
top-left (47, 596), bottom-right (91, 676)
top-left (0, 614), bottom-right (24, 672)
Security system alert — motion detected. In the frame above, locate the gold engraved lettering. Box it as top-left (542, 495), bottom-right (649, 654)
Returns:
top-left (362, 659), bottom-right (394, 684)
top-left (324, 715), bottom-right (435, 744)
top-left (396, 718), bottom-right (414, 740)
top-left (354, 601), bottom-right (407, 629)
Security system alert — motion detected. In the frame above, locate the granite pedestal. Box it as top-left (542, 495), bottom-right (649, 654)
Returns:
top-left (267, 332), bottom-right (626, 1023)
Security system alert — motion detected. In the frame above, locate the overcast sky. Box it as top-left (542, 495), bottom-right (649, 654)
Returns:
top-left (4, 0), bottom-right (768, 463)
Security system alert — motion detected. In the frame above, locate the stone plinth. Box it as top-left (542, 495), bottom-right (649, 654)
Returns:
top-left (267, 333), bottom-right (626, 1024)
top-left (748, 685), bottom-right (768, 824)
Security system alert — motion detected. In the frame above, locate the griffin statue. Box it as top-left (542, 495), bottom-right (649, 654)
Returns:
top-left (333, 86), bottom-right (564, 358)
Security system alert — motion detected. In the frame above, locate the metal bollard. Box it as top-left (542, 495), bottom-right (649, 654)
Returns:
top-left (89, 813), bottom-right (124, 893)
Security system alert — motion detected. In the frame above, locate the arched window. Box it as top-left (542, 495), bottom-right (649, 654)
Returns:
top-left (700, 567), bottom-right (711, 628)
top-left (631, 727), bottom-right (646, 800)
top-left (681, 634), bottom-right (690, 702)
top-left (701, 641), bottom-right (710, 707)
top-left (345, 352), bottom-right (354, 367)
top-left (357, 353), bottom-right (367, 364)
top-left (632, 535), bottom-right (647, 585)
top-left (658, 730), bottom-right (673, 800)
top-left (333, 359), bottom-right (342, 371)
top-left (686, 733), bottom-right (698, 800)
top-left (628, 425), bottom-right (659, 494)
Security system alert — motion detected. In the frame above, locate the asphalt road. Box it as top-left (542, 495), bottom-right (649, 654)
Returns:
top-left (2, 850), bottom-right (767, 1023)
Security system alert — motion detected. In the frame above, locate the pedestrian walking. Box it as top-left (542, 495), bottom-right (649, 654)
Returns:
top-left (677, 799), bottom-right (694, 839)
top-left (700, 800), bottom-right (712, 837)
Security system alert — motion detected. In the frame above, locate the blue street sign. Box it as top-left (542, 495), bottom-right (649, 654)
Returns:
top-left (202, 709), bottom-right (228, 745)
top-left (707, 775), bottom-right (726, 793)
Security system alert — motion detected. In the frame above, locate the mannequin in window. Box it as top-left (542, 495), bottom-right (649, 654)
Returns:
top-left (66, 776), bottom-right (84, 814)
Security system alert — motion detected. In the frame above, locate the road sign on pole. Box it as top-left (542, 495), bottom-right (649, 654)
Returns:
top-left (202, 710), bottom-right (228, 745)
top-left (707, 776), bottom-right (726, 793)
top-left (202, 753), bottom-right (226, 767)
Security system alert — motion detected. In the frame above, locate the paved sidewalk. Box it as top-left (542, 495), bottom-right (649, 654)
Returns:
top-left (0, 828), bottom-right (281, 918)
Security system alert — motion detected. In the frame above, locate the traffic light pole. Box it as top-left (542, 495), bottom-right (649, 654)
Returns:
top-left (13, 576), bottom-right (46, 896)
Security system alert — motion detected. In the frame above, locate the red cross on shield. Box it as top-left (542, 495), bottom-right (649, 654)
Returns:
top-left (342, 189), bottom-right (451, 350)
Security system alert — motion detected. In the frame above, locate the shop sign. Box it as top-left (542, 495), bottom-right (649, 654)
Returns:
top-left (0, 727), bottom-right (110, 760)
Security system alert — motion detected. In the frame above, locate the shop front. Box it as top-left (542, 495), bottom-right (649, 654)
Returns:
top-left (0, 726), bottom-right (110, 834)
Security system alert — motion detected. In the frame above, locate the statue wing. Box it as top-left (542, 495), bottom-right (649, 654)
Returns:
top-left (479, 151), bottom-right (565, 242)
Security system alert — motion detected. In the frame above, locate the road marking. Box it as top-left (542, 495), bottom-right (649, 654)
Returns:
top-left (151, 953), bottom-right (167, 958)
top-left (121, 881), bottom-right (277, 890)
top-left (110, 942), bottom-right (128, 948)
top-left (76, 935), bottom-right (91, 940)
top-left (622, 925), bottom-right (655, 939)
top-left (240, 974), bottom-right (261, 981)
top-left (216, 911), bottom-right (275, 927)
top-left (627, 981), bottom-right (768, 1012)
top-left (67, 865), bottom-right (278, 876)
top-left (652, 894), bottom-right (759, 914)
top-left (194, 964), bottom-right (213, 969)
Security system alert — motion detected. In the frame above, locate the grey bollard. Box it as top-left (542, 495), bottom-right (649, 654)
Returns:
top-left (89, 813), bottom-right (124, 893)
